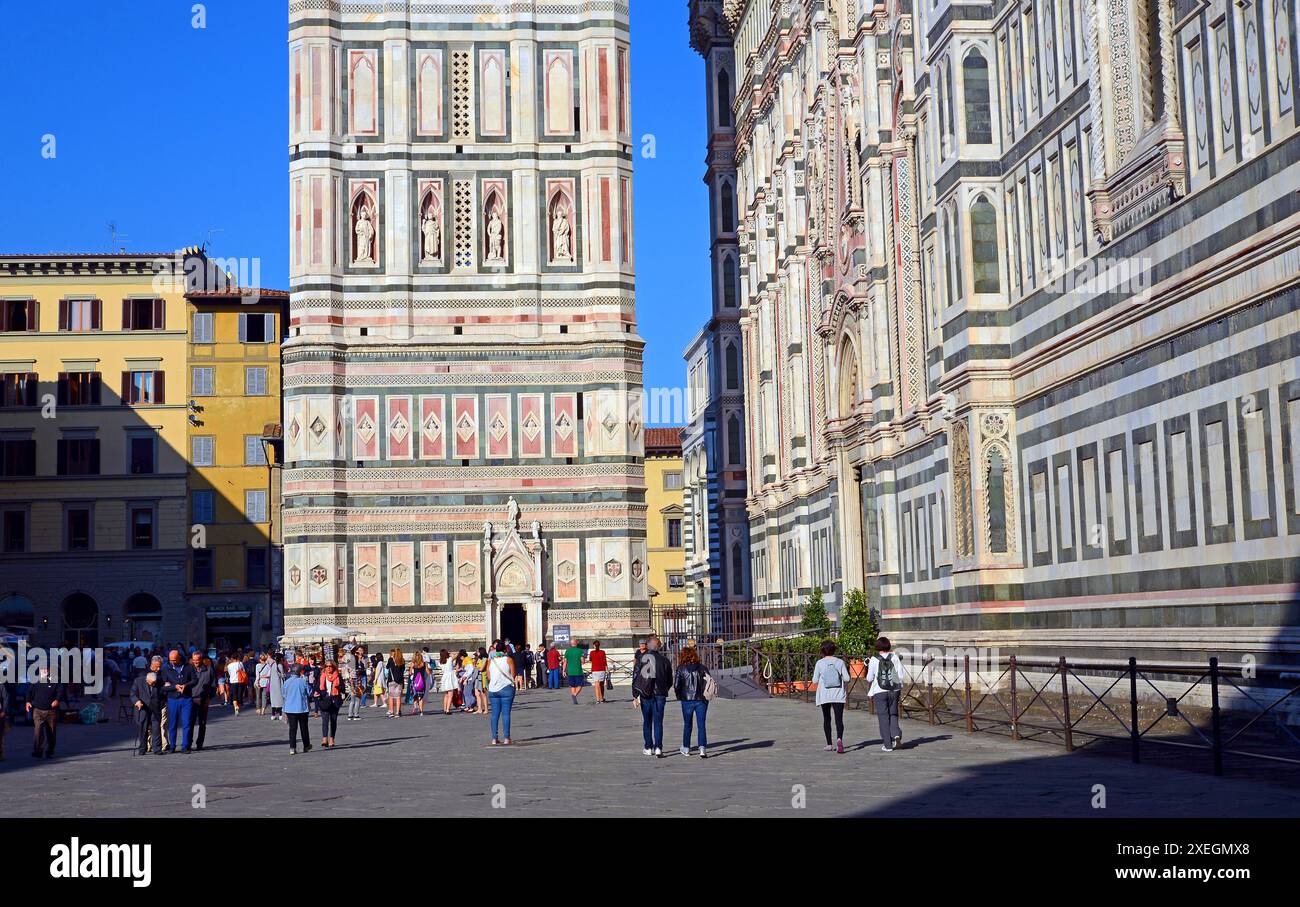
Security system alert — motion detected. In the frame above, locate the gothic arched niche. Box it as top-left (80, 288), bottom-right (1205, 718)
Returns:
top-left (836, 335), bottom-right (860, 420)
top-left (350, 187), bottom-right (378, 266)
top-left (350, 52), bottom-right (376, 135)
top-left (547, 185), bottom-right (575, 265)
top-left (418, 186), bottom-right (442, 264)
top-left (483, 189), bottom-right (507, 265)
top-left (418, 53), bottom-right (442, 135)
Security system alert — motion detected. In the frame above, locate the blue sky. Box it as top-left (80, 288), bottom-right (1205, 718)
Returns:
top-left (0, 0), bottom-right (708, 423)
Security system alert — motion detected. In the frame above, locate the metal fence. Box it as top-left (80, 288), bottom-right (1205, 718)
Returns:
top-left (727, 645), bottom-right (1300, 777)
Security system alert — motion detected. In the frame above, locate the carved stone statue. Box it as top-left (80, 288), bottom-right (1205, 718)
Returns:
top-left (483, 520), bottom-right (493, 541)
top-left (530, 520), bottom-right (540, 542)
top-left (507, 496), bottom-right (519, 527)
top-left (353, 202), bottom-right (376, 265)
top-left (486, 208), bottom-right (505, 262)
top-left (420, 207), bottom-right (440, 262)
top-left (552, 205), bottom-right (572, 262)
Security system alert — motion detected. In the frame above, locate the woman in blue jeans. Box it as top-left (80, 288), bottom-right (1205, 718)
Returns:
top-left (486, 641), bottom-right (517, 745)
top-left (673, 646), bottom-right (711, 758)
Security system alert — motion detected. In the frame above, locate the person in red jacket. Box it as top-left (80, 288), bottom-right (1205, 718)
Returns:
top-left (545, 644), bottom-right (562, 689)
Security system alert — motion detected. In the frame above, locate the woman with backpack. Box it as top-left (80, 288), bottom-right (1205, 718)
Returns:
top-left (811, 640), bottom-right (849, 753)
top-left (409, 650), bottom-right (430, 715)
top-left (673, 646), bottom-right (713, 758)
top-left (866, 636), bottom-right (907, 751)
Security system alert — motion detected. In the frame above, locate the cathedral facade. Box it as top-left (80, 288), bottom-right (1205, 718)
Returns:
top-left (722, 0), bottom-right (1300, 664)
top-left (283, 0), bottom-right (651, 651)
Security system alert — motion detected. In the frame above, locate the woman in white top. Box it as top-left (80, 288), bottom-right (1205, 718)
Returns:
top-left (811, 640), bottom-right (850, 753)
top-left (437, 649), bottom-right (460, 714)
top-left (486, 642), bottom-right (516, 745)
top-left (865, 636), bottom-right (907, 751)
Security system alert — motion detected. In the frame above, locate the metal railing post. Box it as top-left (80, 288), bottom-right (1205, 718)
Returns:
top-left (964, 654), bottom-right (973, 733)
top-left (1210, 656), bottom-right (1224, 777)
top-left (1059, 656), bottom-right (1073, 752)
top-left (1010, 655), bottom-right (1020, 740)
top-left (926, 660), bottom-right (936, 725)
top-left (1129, 656), bottom-right (1140, 764)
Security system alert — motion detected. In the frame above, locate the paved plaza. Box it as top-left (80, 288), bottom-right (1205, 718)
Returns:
top-left (2, 687), bottom-right (1298, 818)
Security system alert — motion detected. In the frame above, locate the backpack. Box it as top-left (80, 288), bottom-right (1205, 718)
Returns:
top-left (412, 670), bottom-right (425, 693)
top-left (875, 654), bottom-right (901, 692)
top-left (703, 671), bottom-right (718, 701)
top-left (821, 660), bottom-right (843, 689)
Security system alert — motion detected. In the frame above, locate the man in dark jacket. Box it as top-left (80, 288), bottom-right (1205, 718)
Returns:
top-left (632, 637), bottom-right (673, 757)
top-left (159, 649), bottom-right (198, 754)
top-left (0, 674), bottom-right (12, 761)
top-left (25, 668), bottom-right (67, 759)
top-left (130, 657), bottom-right (164, 755)
top-left (188, 651), bottom-right (216, 752)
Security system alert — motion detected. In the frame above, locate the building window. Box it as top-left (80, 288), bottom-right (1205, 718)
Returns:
top-left (246, 548), bottom-right (269, 588)
top-left (244, 436), bottom-right (267, 466)
top-left (0, 373), bottom-right (39, 408)
top-left (192, 367), bottom-right (215, 396)
top-left (192, 435), bottom-right (215, 466)
top-left (667, 572), bottom-right (685, 590)
top-left (193, 549), bottom-right (214, 588)
top-left (192, 490), bottom-right (215, 524)
top-left (1, 299), bottom-right (37, 332)
top-left (58, 372), bottom-right (102, 406)
top-left (716, 67), bottom-right (732, 128)
top-left (122, 298), bottom-right (164, 331)
top-left (0, 439), bottom-right (36, 476)
top-left (192, 311), bottom-right (214, 343)
top-left (970, 197), bottom-right (1001, 293)
top-left (128, 436), bottom-right (156, 475)
top-left (245, 489), bottom-right (269, 523)
top-left (725, 342), bottom-right (740, 389)
top-left (963, 48), bottom-right (993, 144)
top-left (130, 507), bottom-right (155, 549)
top-left (730, 542), bottom-right (743, 594)
top-left (122, 370), bottom-right (165, 405)
top-left (245, 366), bottom-right (268, 396)
top-left (57, 438), bottom-right (100, 476)
top-left (728, 413), bottom-right (743, 465)
top-left (66, 507), bottom-right (92, 551)
top-left (722, 255), bottom-right (739, 308)
top-left (663, 471), bottom-right (684, 491)
top-left (666, 517), bottom-right (683, 548)
top-left (239, 312), bottom-right (276, 343)
top-left (720, 180), bottom-right (736, 233)
top-left (2, 509), bottom-right (27, 553)
top-left (60, 298), bottom-right (101, 332)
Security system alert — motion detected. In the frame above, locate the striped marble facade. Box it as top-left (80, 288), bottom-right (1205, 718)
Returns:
top-left (724, 0), bottom-right (1300, 664)
top-left (284, 0), bottom-right (651, 650)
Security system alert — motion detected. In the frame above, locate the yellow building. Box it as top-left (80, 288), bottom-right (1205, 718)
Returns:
top-left (0, 252), bottom-right (192, 647)
top-left (644, 428), bottom-right (688, 638)
top-left (185, 285), bottom-right (288, 650)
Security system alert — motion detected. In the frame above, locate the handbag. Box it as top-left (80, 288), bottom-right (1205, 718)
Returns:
top-left (703, 671), bottom-right (718, 702)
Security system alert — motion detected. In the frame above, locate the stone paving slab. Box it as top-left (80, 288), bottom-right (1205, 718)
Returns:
top-left (1, 687), bottom-right (1298, 817)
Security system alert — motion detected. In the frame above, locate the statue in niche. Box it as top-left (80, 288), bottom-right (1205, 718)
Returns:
top-left (507, 496), bottom-right (519, 528)
top-left (551, 203), bottom-right (573, 263)
top-left (353, 200), bottom-right (376, 265)
top-left (483, 521), bottom-right (493, 542)
top-left (420, 203), bottom-right (441, 262)
top-left (486, 205), bottom-right (505, 263)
